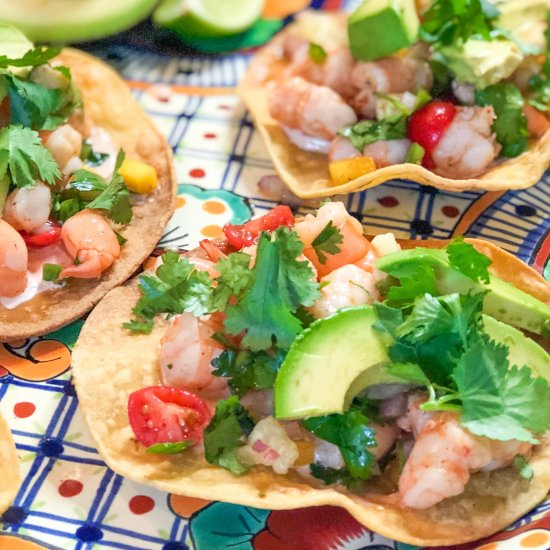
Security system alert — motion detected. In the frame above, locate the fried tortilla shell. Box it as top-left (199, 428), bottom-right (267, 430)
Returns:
top-left (72, 238), bottom-right (550, 547)
top-left (0, 411), bottom-right (20, 513)
top-left (0, 49), bottom-right (176, 341)
top-left (238, 12), bottom-right (550, 198)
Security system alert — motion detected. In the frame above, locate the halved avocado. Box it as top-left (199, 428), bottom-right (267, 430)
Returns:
top-left (0, 0), bottom-right (157, 43)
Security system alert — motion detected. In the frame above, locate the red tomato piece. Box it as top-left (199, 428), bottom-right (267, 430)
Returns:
top-left (408, 101), bottom-right (457, 168)
top-left (20, 219), bottom-right (62, 248)
top-left (199, 239), bottom-right (227, 262)
top-left (223, 205), bottom-right (294, 250)
top-left (128, 386), bottom-right (211, 448)
top-left (303, 220), bottom-right (372, 278)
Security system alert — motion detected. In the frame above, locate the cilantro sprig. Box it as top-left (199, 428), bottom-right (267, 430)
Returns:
top-left (340, 116), bottom-right (407, 152)
top-left (446, 236), bottom-right (491, 283)
top-left (311, 221), bottom-right (343, 265)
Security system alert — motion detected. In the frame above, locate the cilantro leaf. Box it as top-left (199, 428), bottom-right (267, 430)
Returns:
top-left (309, 464), bottom-right (363, 489)
top-left (124, 251), bottom-right (215, 333)
top-left (86, 150), bottom-right (132, 224)
top-left (145, 441), bottom-right (192, 455)
top-left (311, 221), bottom-right (343, 265)
top-left (340, 116), bottom-right (407, 152)
top-left (203, 396), bottom-right (255, 475)
top-left (224, 227), bottom-right (320, 351)
top-left (42, 263), bottom-right (63, 282)
top-left (80, 141), bottom-right (109, 167)
top-left (0, 46), bottom-right (60, 69)
top-left (386, 362), bottom-right (431, 386)
top-left (212, 348), bottom-right (285, 397)
top-left (303, 410), bottom-right (376, 480)
top-left (211, 252), bottom-right (253, 311)
top-left (446, 236), bottom-right (492, 283)
top-left (475, 83), bottom-right (529, 158)
top-left (453, 337), bottom-right (550, 443)
top-left (380, 260), bottom-right (438, 305)
top-left (420, 0), bottom-right (499, 46)
top-left (514, 455), bottom-right (534, 480)
top-left (0, 125), bottom-right (60, 187)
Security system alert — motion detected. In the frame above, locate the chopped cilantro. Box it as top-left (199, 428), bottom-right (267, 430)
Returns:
top-left (203, 396), bottom-right (255, 475)
top-left (212, 348), bottom-right (285, 397)
top-left (114, 230), bottom-right (127, 246)
top-left (124, 251), bottom-right (214, 333)
top-left (303, 410), bottom-right (376, 480)
top-left (311, 221), bottom-right (343, 265)
top-left (453, 337), bottom-right (550, 443)
top-left (0, 45), bottom-right (60, 69)
top-left (80, 141), bottom-right (109, 167)
top-left (405, 143), bottom-right (425, 165)
top-left (0, 125), bottom-right (60, 187)
top-left (145, 441), bottom-right (192, 455)
top-left (385, 362), bottom-right (431, 386)
top-left (309, 464), bottom-right (363, 489)
top-left (224, 227), bottom-right (320, 351)
top-left (513, 455), bottom-right (534, 480)
top-left (382, 260), bottom-right (438, 305)
top-left (340, 116), bottom-right (407, 152)
top-left (475, 83), bottom-right (529, 158)
top-left (211, 252), bottom-right (253, 311)
top-left (308, 43), bottom-right (327, 64)
top-left (446, 236), bottom-right (492, 283)
top-left (420, 0), bottom-right (499, 46)
top-left (42, 263), bottom-right (63, 282)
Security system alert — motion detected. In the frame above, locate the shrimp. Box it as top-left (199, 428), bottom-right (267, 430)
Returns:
top-left (309, 264), bottom-right (379, 318)
top-left (371, 422), bottom-right (400, 461)
top-left (524, 104), bottom-right (550, 138)
top-left (398, 406), bottom-right (531, 509)
top-left (328, 135), bottom-right (361, 162)
top-left (3, 181), bottom-right (51, 232)
top-left (268, 76), bottom-right (357, 140)
top-left (432, 106), bottom-right (500, 179)
top-left (42, 124), bottom-right (82, 175)
top-left (159, 312), bottom-right (228, 394)
top-left (350, 57), bottom-right (433, 118)
top-left (58, 210), bottom-right (120, 279)
top-left (0, 219), bottom-right (28, 297)
top-left (363, 139), bottom-right (412, 168)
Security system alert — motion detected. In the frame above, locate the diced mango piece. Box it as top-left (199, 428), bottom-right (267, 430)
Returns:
top-left (119, 158), bottom-right (158, 194)
top-left (329, 156), bottom-right (377, 186)
top-left (294, 440), bottom-right (315, 467)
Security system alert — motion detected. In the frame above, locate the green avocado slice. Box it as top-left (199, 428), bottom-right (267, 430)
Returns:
top-left (274, 306), bottom-right (399, 420)
top-left (0, 0), bottom-right (157, 42)
top-left (376, 247), bottom-right (550, 337)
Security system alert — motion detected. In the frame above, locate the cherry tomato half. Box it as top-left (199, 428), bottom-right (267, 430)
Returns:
top-left (127, 386), bottom-right (211, 448)
top-left (223, 205), bottom-right (294, 250)
top-left (408, 101), bottom-right (456, 168)
top-left (20, 219), bottom-right (62, 248)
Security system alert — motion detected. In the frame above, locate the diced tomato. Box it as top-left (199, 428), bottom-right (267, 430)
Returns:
top-left (223, 205), bottom-right (294, 250)
top-left (199, 239), bottom-right (227, 262)
top-left (20, 220), bottom-right (62, 248)
top-left (303, 220), bottom-right (372, 278)
top-left (127, 386), bottom-right (211, 448)
top-left (408, 101), bottom-right (457, 168)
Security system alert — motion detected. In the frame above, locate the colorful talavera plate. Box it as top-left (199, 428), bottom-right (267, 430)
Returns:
top-left (1, 1), bottom-right (549, 548)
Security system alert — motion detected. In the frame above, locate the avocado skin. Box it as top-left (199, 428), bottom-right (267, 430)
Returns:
top-left (348, 0), bottom-right (419, 61)
top-left (376, 248), bottom-right (550, 337)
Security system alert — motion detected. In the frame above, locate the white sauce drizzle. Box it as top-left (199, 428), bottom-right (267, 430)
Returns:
top-left (85, 127), bottom-right (118, 180)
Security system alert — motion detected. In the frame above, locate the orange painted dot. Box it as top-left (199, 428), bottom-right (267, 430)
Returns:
top-left (176, 196), bottom-right (186, 208)
top-left (520, 532), bottom-right (550, 547)
top-left (202, 200), bottom-right (226, 215)
top-left (201, 224), bottom-right (223, 238)
top-left (477, 543), bottom-right (498, 550)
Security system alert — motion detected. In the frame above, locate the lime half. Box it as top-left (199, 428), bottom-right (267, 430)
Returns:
top-left (154, 0), bottom-right (265, 39)
top-left (0, 0), bottom-right (157, 43)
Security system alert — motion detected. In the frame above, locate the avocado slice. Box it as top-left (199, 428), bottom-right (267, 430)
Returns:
top-left (348, 0), bottom-right (419, 61)
top-left (484, 315), bottom-right (550, 380)
top-left (376, 247), bottom-right (550, 337)
top-left (274, 306), bottom-right (400, 420)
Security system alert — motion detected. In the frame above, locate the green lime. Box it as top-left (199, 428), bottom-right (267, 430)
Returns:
top-left (154, 0), bottom-right (265, 39)
top-left (0, 0), bottom-right (158, 43)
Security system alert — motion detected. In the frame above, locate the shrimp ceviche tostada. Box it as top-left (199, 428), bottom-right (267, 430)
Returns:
top-left (73, 202), bottom-right (550, 546)
top-left (240, 0), bottom-right (550, 197)
top-left (0, 24), bottom-right (176, 341)
top-left (0, 410), bottom-right (20, 514)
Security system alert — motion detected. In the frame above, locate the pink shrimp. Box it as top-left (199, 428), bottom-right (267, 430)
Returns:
top-left (398, 405), bottom-right (531, 509)
top-left (59, 210), bottom-right (120, 279)
top-left (158, 312), bottom-right (228, 394)
top-left (0, 219), bottom-right (28, 297)
top-left (268, 76), bottom-right (357, 140)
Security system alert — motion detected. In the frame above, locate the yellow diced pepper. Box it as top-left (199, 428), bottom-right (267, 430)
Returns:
top-left (119, 158), bottom-right (158, 194)
top-left (329, 156), bottom-right (377, 186)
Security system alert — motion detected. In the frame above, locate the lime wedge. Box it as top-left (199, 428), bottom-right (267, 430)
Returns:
top-left (154, 0), bottom-right (265, 39)
top-left (0, 0), bottom-right (157, 43)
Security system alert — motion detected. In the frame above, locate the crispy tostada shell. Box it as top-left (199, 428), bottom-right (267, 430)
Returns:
top-left (0, 49), bottom-right (177, 342)
top-left (71, 237), bottom-right (550, 547)
top-left (238, 12), bottom-right (550, 198)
